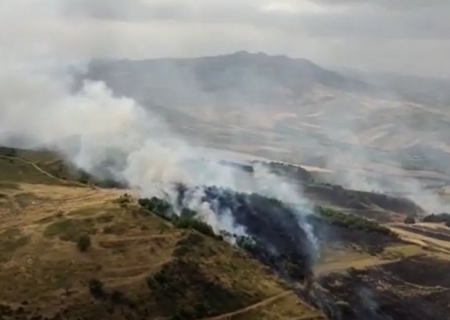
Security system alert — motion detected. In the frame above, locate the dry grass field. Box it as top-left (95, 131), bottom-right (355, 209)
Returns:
top-left (0, 151), bottom-right (325, 320)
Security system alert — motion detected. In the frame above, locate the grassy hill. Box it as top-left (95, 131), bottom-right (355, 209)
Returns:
top-left (0, 148), bottom-right (324, 320)
top-left (4, 147), bottom-right (450, 319)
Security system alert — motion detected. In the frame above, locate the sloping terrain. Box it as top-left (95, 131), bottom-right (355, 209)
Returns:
top-left (0, 150), bottom-right (325, 320)
top-left (79, 52), bottom-right (450, 198)
top-left (4, 147), bottom-right (450, 319)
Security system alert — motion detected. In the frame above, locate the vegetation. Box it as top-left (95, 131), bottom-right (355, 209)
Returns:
top-left (114, 193), bottom-right (133, 208)
top-left (0, 146), bottom-right (323, 320)
top-left (146, 259), bottom-right (247, 320)
top-left (43, 218), bottom-right (95, 242)
top-left (173, 216), bottom-right (216, 238)
top-left (89, 279), bottom-right (105, 299)
top-left (317, 206), bottom-right (396, 237)
top-left (138, 197), bottom-right (173, 220)
top-left (0, 228), bottom-right (29, 263)
top-left (253, 160), bottom-right (313, 183)
top-left (138, 196), bottom-right (218, 238)
top-left (77, 234), bottom-right (91, 252)
top-left (172, 233), bottom-right (216, 258)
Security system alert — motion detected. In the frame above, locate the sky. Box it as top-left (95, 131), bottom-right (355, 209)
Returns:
top-left (1, 0), bottom-right (449, 78)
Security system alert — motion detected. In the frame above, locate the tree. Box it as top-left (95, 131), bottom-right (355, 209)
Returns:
top-left (77, 234), bottom-right (91, 252)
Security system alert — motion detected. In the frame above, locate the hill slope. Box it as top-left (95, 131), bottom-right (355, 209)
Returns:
top-left (0, 149), bottom-right (325, 320)
top-left (79, 52), bottom-right (450, 199)
top-left (4, 148), bottom-right (450, 319)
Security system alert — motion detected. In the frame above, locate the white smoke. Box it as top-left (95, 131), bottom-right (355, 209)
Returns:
top-left (0, 1), bottom-right (320, 262)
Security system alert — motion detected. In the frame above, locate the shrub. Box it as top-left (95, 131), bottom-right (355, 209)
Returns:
top-left (138, 197), bottom-right (173, 219)
top-left (77, 234), bottom-right (91, 252)
top-left (88, 279), bottom-right (105, 299)
top-left (115, 194), bottom-right (132, 208)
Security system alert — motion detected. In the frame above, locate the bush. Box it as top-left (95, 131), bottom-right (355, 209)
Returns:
top-left (77, 234), bottom-right (91, 252)
top-left (115, 193), bottom-right (132, 207)
top-left (88, 279), bottom-right (105, 299)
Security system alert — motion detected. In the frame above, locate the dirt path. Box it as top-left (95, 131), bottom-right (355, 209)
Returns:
top-left (199, 291), bottom-right (292, 320)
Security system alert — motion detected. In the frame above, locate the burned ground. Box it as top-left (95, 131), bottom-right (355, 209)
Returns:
top-left (381, 255), bottom-right (450, 288)
top-left (304, 184), bottom-right (423, 217)
top-left (175, 185), bottom-right (316, 280)
top-left (317, 255), bottom-right (450, 320)
top-left (394, 224), bottom-right (450, 242)
top-left (172, 185), bottom-right (405, 279)
top-left (215, 158), bottom-right (425, 220)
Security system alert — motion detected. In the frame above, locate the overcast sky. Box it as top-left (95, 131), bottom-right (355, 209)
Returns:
top-left (1, 0), bottom-right (449, 78)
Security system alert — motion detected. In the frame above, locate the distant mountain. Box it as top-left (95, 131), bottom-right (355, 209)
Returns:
top-left (336, 68), bottom-right (450, 107)
top-left (80, 52), bottom-right (450, 196)
top-left (82, 51), bottom-right (369, 110)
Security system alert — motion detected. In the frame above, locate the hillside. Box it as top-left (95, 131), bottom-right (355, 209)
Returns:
top-left (84, 51), bottom-right (367, 110)
top-left (0, 148), bottom-right (325, 320)
top-left (4, 148), bottom-right (450, 319)
top-left (79, 52), bottom-right (450, 201)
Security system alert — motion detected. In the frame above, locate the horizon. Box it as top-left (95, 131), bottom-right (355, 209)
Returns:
top-left (2, 1), bottom-right (449, 79)
top-left (91, 51), bottom-right (450, 81)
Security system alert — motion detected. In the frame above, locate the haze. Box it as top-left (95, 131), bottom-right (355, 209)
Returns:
top-left (1, 0), bottom-right (449, 78)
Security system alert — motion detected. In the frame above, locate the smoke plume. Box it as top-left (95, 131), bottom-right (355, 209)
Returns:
top-left (0, 1), bottom-right (319, 260)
